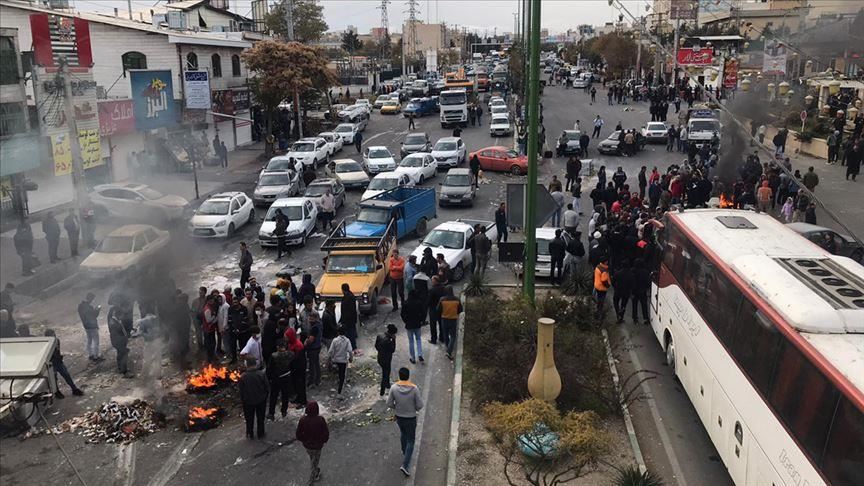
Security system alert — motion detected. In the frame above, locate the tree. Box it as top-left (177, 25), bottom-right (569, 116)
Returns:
top-left (482, 398), bottom-right (610, 486)
top-left (264, 0), bottom-right (328, 43)
top-left (341, 30), bottom-right (363, 54)
top-left (594, 33), bottom-right (638, 78)
top-left (242, 40), bottom-right (338, 149)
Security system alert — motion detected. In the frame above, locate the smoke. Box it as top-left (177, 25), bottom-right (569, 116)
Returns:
top-left (716, 92), bottom-right (769, 183)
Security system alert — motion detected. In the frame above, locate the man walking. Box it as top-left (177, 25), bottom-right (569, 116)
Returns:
top-left (266, 340), bottom-right (294, 419)
top-left (469, 154), bottom-right (481, 190)
top-left (339, 283), bottom-right (360, 354)
top-left (494, 202), bottom-right (508, 244)
top-left (296, 401), bottom-right (329, 484)
top-left (305, 313), bottom-right (323, 388)
top-left (239, 241), bottom-right (253, 290)
top-left (319, 187), bottom-right (336, 232)
top-left (354, 130), bottom-right (363, 152)
top-left (549, 229), bottom-right (566, 285)
top-left (473, 227), bottom-right (492, 277)
top-left (407, 112), bottom-right (416, 130)
top-left (78, 293), bottom-right (102, 361)
top-left (401, 290), bottom-right (425, 364)
top-left (44, 330), bottom-right (84, 397)
top-left (239, 357), bottom-right (269, 439)
top-left (593, 259), bottom-right (611, 319)
top-left (426, 276), bottom-right (445, 345)
top-left (63, 210), bottom-right (80, 257)
top-left (592, 115), bottom-right (604, 138)
top-left (375, 324), bottom-right (397, 396)
top-left (437, 287), bottom-right (462, 360)
top-left (42, 211), bottom-right (61, 263)
top-left (612, 261), bottom-right (634, 324)
top-left (631, 259), bottom-right (651, 326)
top-left (590, 86), bottom-right (597, 103)
top-left (802, 166), bottom-right (819, 192)
top-left (387, 367), bottom-right (425, 477)
top-left (389, 249), bottom-right (406, 311)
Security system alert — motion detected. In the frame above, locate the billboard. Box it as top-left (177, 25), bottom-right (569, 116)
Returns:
top-left (670, 0), bottom-right (698, 20)
top-left (762, 40), bottom-right (787, 76)
top-left (29, 14), bottom-right (93, 67)
top-left (183, 71), bottom-right (211, 109)
top-left (51, 129), bottom-right (103, 176)
top-left (130, 70), bottom-right (177, 130)
top-left (98, 99), bottom-right (136, 137)
top-left (677, 48), bottom-right (714, 66)
top-left (723, 58), bottom-right (739, 89)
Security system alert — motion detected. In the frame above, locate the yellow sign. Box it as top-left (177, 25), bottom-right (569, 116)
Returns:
top-left (52, 129), bottom-right (104, 176)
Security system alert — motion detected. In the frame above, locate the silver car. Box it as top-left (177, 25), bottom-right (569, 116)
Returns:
top-left (252, 170), bottom-right (301, 206)
top-left (438, 168), bottom-right (476, 207)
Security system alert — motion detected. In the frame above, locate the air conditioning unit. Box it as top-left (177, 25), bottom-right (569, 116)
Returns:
top-left (167, 11), bottom-right (186, 30)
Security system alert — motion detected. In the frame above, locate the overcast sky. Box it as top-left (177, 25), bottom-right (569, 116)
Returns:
top-left (81, 0), bottom-right (646, 34)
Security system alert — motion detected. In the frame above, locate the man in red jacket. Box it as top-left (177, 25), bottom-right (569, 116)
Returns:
top-left (296, 401), bottom-right (329, 484)
top-left (389, 249), bottom-right (406, 310)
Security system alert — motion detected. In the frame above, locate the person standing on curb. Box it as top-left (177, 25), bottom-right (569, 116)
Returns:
top-left (389, 249), bottom-right (406, 311)
top-left (296, 401), bottom-right (329, 485)
top-left (42, 211), bottom-right (61, 263)
top-left (13, 220), bottom-right (36, 276)
top-left (63, 210), bottom-right (80, 257)
top-left (239, 357), bottom-right (269, 439)
top-left (375, 324), bottom-right (397, 396)
top-left (437, 286), bottom-right (462, 360)
top-left (77, 292), bottom-right (102, 362)
top-left (387, 367), bottom-right (425, 477)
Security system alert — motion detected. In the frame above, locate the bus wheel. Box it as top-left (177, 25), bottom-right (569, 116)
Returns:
top-left (665, 334), bottom-right (676, 374)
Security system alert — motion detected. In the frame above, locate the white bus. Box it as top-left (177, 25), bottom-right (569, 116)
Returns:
top-left (649, 209), bottom-right (863, 486)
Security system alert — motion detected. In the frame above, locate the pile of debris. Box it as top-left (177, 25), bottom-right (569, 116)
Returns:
top-left (52, 400), bottom-right (164, 443)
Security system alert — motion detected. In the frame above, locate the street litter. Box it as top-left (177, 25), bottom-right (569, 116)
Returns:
top-left (47, 400), bottom-right (164, 443)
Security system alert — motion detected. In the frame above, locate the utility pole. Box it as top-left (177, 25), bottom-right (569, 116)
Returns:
top-left (521, 0), bottom-right (530, 122)
top-left (283, 0), bottom-right (295, 41)
top-left (523, 0), bottom-right (541, 301)
top-left (672, 16), bottom-right (681, 85)
top-left (58, 57), bottom-right (89, 213)
top-left (405, 0), bottom-right (420, 75)
top-left (378, 0), bottom-right (391, 60)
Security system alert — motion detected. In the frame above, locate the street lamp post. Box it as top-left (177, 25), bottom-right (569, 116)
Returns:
top-left (523, 0), bottom-right (541, 301)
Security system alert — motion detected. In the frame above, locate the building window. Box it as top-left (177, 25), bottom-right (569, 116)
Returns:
top-left (186, 52), bottom-right (198, 70)
top-left (211, 53), bottom-right (222, 78)
top-left (121, 51), bottom-right (147, 76)
top-left (0, 36), bottom-right (19, 85)
top-left (231, 54), bottom-right (241, 77)
top-left (0, 102), bottom-right (27, 136)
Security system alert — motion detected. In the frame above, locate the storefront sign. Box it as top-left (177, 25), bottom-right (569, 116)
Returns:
top-left (184, 71), bottom-right (211, 109)
top-left (52, 129), bottom-right (104, 176)
top-left (130, 70), bottom-right (177, 130)
top-left (212, 89), bottom-right (235, 122)
top-left (34, 68), bottom-right (100, 138)
top-left (98, 99), bottom-right (135, 137)
top-left (677, 48), bottom-right (714, 66)
top-left (233, 88), bottom-right (250, 111)
top-left (762, 41), bottom-right (787, 76)
top-left (723, 58), bottom-right (739, 89)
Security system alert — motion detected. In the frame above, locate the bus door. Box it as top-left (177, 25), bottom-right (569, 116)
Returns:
top-left (711, 385), bottom-right (750, 485)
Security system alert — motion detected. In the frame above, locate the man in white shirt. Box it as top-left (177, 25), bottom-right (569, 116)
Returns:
top-left (563, 203), bottom-right (579, 236)
top-left (319, 187), bottom-right (336, 232)
top-left (217, 294), bottom-right (229, 354)
top-left (592, 115), bottom-right (604, 138)
top-left (240, 327), bottom-right (264, 369)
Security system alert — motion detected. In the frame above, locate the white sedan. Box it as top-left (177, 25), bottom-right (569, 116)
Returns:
top-left (317, 132), bottom-right (344, 156)
top-left (188, 192), bottom-right (255, 238)
top-left (90, 183), bottom-right (187, 224)
top-left (361, 172), bottom-right (412, 201)
top-left (289, 138), bottom-right (329, 168)
top-left (489, 114), bottom-right (512, 137)
top-left (334, 123), bottom-right (360, 144)
top-left (394, 153), bottom-right (437, 185)
top-left (363, 146), bottom-right (397, 174)
top-left (258, 198), bottom-right (319, 247)
top-left (81, 225), bottom-right (170, 277)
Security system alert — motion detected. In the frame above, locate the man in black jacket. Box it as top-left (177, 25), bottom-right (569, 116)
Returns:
top-left (226, 299), bottom-right (249, 363)
top-left (239, 242), bottom-right (253, 290)
top-left (266, 340), bottom-right (294, 419)
top-left (239, 357), bottom-right (270, 439)
top-left (427, 277), bottom-right (447, 347)
top-left (13, 220), bottom-right (35, 276)
top-left (375, 324), bottom-right (398, 396)
top-left (469, 155), bottom-right (481, 189)
top-left (494, 202), bottom-right (507, 244)
top-left (340, 283), bottom-right (359, 353)
top-left (612, 261), bottom-right (634, 324)
top-left (631, 259), bottom-right (651, 326)
top-left (273, 210), bottom-right (290, 260)
top-left (549, 229), bottom-right (567, 285)
top-left (42, 211), bottom-right (61, 263)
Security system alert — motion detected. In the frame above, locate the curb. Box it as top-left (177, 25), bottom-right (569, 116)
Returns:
top-left (445, 293), bottom-right (467, 486)
top-left (601, 327), bottom-right (647, 473)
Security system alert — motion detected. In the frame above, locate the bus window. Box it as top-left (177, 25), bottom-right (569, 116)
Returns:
top-left (822, 398), bottom-right (864, 486)
top-left (697, 264), bottom-right (740, 345)
top-left (730, 300), bottom-right (782, 396)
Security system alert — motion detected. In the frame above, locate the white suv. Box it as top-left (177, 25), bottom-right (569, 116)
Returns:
top-left (289, 137), bottom-right (329, 168)
top-left (317, 132), bottom-right (344, 156)
top-left (431, 137), bottom-right (467, 168)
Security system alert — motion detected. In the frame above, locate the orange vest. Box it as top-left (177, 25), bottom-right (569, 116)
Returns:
top-left (594, 264), bottom-right (611, 292)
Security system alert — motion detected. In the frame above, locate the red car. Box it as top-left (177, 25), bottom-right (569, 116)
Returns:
top-left (469, 146), bottom-right (529, 175)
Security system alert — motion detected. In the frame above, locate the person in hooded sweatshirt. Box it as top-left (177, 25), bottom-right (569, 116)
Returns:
top-left (387, 367), bottom-right (425, 477)
top-left (297, 273), bottom-right (316, 304)
top-left (296, 400), bottom-right (329, 484)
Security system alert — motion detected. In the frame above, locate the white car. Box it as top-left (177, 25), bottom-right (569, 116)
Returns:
top-left (363, 146), bottom-right (397, 174)
top-left (289, 138), bottom-right (329, 168)
top-left (317, 132), bottom-right (344, 156)
top-left (329, 159), bottom-right (370, 189)
top-left (373, 94), bottom-right (392, 109)
top-left (431, 137), bottom-right (467, 169)
top-left (188, 192), bottom-right (255, 238)
top-left (395, 153), bottom-right (437, 185)
top-left (410, 220), bottom-right (498, 282)
top-left (354, 99), bottom-right (372, 110)
top-left (488, 96), bottom-right (504, 109)
top-left (81, 225), bottom-right (170, 277)
top-left (339, 104), bottom-right (370, 122)
top-left (490, 105), bottom-right (508, 117)
top-left (489, 114), bottom-right (512, 137)
top-left (641, 122), bottom-right (669, 143)
top-left (260, 155), bottom-right (303, 178)
top-left (253, 170), bottom-right (301, 206)
top-left (334, 123), bottom-right (360, 144)
top-left (361, 172), bottom-right (413, 200)
top-left (258, 198), bottom-right (318, 247)
top-left (90, 183), bottom-right (187, 224)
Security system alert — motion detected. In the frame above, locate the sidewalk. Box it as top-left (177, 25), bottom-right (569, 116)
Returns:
top-left (0, 142), bottom-right (266, 300)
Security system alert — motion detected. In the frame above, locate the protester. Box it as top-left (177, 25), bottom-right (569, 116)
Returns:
top-left (77, 292), bottom-right (103, 362)
top-left (296, 401), bottom-right (329, 484)
top-left (239, 357), bottom-right (269, 439)
top-left (375, 324), bottom-right (398, 396)
top-left (340, 283), bottom-right (360, 354)
top-left (328, 327), bottom-right (353, 395)
top-left (107, 300), bottom-right (133, 377)
top-left (387, 367), bottom-right (425, 477)
top-left (286, 327), bottom-right (307, 407)
top-left (266, 340), bottom-right (294, 419)
top-left (305, 313), bottom-right (323, 389)
top-left (42, 211), bottom-right (61, 263)
top-left (44, 329), bottom-right (84, 397)
top-left (63, 210), bottom-right (80, 257)
top-left (239, 242), bottom-right (254, 290)
top-left (401, 290), bottom-right (425, 364)
top-left (389, 249), bottom-right (406, 310)
top-left (437, 287), bottom-right (462, 360)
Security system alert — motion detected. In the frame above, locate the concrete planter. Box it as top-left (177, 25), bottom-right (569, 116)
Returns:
top-left (762, 124), bottom-right (829, 160)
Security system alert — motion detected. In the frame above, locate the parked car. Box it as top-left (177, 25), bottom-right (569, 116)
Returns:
top-left (361, 172), bottom-right (413, 200)
top-left (469, 146), bottom-right (529, 175)
top-left (431, 137), bottom-right (467, 169)
top-left (334, 123), bottom-right (361, 144)
top-left (317, 131), bottom-right (344, 156)
top-left (379, 100), bottom-right (401, 114)
top-left (373, 94), bottom-right (392, 109)
top-left (555, 130), bottom-right (583, 157)
top-left (304, 178), bottom-right (346, 211)
top-left (252, 170), bottom-right (301, 206)
top-left (363, 146), bottom-right (397, 174)
top-left (641, 122), bottom-right (669, 143)
top-left (400, 132), bottom-right (432, 158)
top-left (787, 222), bottom-right (864, 262)
top-left (438, 168), bottom-right (476, 207)
top-left (395, 153), bottom-right (438, 185)
top-left (258, 198), bottom-right (318, 247)
top-left (409, 219), bottom-right (497, 281)
top-left (329, 159), bottom-right (369, 189)
top-left (81, 225), bottom-right (170, 277)
top-left (597, 131), bottom-right (622, 155)
top-left (260, 155), bottom-right (302, 178)
top-left (488, 97), bottom-right (506, 110)
top-left (489, 114), bottom-right (512, 137)
top-left (189, 191), bottom-right (255, 238)
top-left (289, 137), bottom-right (329, 168)
top-left (490, 105), bottom-right (508, 117)
top-left (90, 183), bottom-right (187, 224)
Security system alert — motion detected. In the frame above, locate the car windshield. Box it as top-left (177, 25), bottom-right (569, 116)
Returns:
top-left (647, 123), bottom-right (666, 130)
top-left (138, 187), bottom-right (163, 200)
top-left (326, 254), bottom-right (375, 273)
top-left (357, 207), bottom-right (392, 223)
top-left (291, 142), bottom-right (315, 152)
top-left (197, 200), bottom-right (230, 215)
top-left (383, 101), bottom-right (398, 107)
top-left (305, 184), bottom-right (331, 197)
top-left (265, 205), bottom-right (302, 221)
top-left (607, 131), bottom-right (621, 140)
top-left (97, 235), bottom-right (133, 253)
top-left (444, 174), bottom-right (470, 186)
top-left (368, 177), bottom-right (398, 190)
top-left (335, 125), bottom-right (353, 133)
top-left (404, 134), bottom-right (427, 145)
top-left (492, 117), bottom-right (509, 124)
top-left (422, 230), bottom-right (464, 249)
top-left (689, 120), bottom-right (720, 132)
top-left (259, 173), bottom-right (293, 186)
top-left (435, 141), bottom-right (457, 151)
top-left (505, 149), bottom-right (519, 158)
top-left (266, 158), bottom-right (294, 171)
top-left (368, 148), bottom-right (391, 159)
top-left (336, 162), bottom-right (362, 173)
top-left (400, 157), bottom-right (424, 168)
top-left (564, 131), bottom-right (580, 140)
top-left (491, 100), bottom-right (505, 106)
top-left (376, 95), bottom-right (390, 102)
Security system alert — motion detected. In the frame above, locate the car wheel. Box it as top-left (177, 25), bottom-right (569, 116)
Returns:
top-left (511, 165), bottom-right (523, 176)
top-left (418, 175), bottom-right (425, 185)
top-left (227, 223), bottom-right (235, 238)
top-left (665, 335), bottom-right (676, 375)
top-left (415, 218), bottom-right (428, 237)
top-left (453, 262), bottom-right (465, 282)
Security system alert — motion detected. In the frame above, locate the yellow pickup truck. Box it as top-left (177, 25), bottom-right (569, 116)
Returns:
top-left (316, 218), bottom-right (396, 314)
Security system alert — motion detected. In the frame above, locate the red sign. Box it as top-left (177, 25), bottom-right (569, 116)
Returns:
top-left (98, 99), bottom-right (136, 137)
top-left (800, 111), bottom-right (808, 122)
top-left (677, 48), bottom-right (714, 66)
top-left (29, 14), bottom-right (93, 67)
top-left (723, 58), bottom-right (739, 89)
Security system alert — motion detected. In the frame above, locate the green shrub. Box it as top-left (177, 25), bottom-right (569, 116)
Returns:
top-left (612, 465), bottom-right (665, 486)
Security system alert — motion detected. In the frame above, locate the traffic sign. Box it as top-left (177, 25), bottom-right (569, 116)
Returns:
top-left (800, 110), bottom-right (807, 122)
top-left (505, 183), bottom-right (559, 229)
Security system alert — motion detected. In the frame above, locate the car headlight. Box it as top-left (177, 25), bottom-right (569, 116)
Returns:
top-left (361, 292), bottom-right (369, 304)
top-left (215, 220), bottom-right (227, 227)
